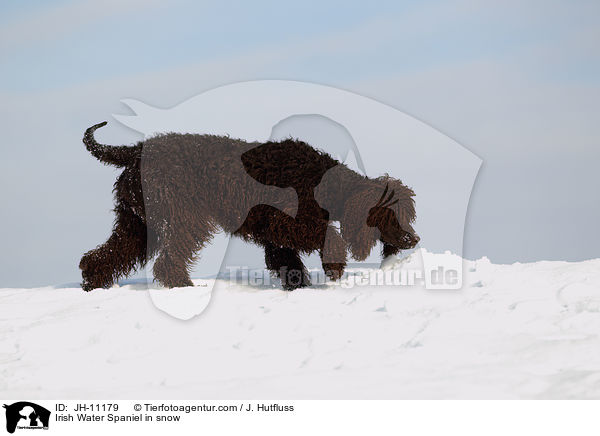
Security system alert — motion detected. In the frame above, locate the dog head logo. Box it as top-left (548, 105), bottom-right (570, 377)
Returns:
top-left (80, 80), bottom-right (480, 319)
top-left (3, 402), bottom-right (50, 434)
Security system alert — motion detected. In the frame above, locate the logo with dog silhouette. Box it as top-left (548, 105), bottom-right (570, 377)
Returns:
top-left (3, 402), bottom-right (50, 434)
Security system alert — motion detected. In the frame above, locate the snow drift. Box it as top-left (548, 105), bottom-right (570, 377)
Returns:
top-left (1, 249), bottom-right (599, 399)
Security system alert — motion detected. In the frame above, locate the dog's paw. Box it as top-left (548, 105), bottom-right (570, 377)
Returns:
top-left (281, 269), bottom-right (311, 291)
top-left (323, 263), bottom-right (346, 281)
top-left (80, 276), bottom-right (110, 292)
top-left (80, 280), bottom-right (96, 292)
top-left (80, 263), bottom-right (115, 291)
top-left (157, 277), bottom-right (195, 289)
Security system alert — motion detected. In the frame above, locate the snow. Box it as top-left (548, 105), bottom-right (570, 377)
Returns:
top-left (1, 249), bottom-right (600, 399)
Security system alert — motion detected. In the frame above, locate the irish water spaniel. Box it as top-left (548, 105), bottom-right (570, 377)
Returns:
top-left (80, 121), bottom-right (419, 291)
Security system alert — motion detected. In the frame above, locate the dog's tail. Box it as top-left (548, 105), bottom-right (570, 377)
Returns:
top-left (83, 121), bottom-right (138, 167)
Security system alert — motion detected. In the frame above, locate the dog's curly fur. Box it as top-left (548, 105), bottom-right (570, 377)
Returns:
top-left (80, 121), bottom-right (419, 291)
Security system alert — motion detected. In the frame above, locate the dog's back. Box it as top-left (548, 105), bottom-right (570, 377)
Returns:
top-left (240, 139), bottom-right (339, 189)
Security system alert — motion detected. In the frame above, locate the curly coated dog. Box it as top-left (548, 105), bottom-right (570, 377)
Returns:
top-left (80, 121), bottom-right (419, 291)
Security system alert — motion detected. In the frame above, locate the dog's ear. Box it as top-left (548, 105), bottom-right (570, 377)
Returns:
top-left (377, 176), bottom-right (417, 229)
top-left (340, 188), bottom-right (380, 261)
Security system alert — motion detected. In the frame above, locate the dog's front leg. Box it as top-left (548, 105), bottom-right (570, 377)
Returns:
top-left (264, 242), bottom-right (311, 291)
top-left (381, 241), bottom-right (401, 258)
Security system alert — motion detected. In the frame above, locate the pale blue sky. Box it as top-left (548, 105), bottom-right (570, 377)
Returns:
top-left (0, 0), bottom-right (598, 286)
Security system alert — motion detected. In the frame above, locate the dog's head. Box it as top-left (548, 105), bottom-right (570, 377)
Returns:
top-left (341, 176), bottom-right (418, 261)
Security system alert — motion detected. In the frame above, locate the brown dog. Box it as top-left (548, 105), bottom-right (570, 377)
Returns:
top-left (80, 122), bottom-right (419, 291)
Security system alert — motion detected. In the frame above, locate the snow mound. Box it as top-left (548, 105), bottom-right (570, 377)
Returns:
top-left (1, 251), bottom-right (600, 399)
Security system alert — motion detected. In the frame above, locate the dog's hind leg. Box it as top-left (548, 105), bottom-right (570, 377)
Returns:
top-left (80, 204), bottom-right (147, 291)
top-left (320, 224), bottom-right (347, 281)
top-left (264, 242), bottom-right (311, 291)
top-left (152, 213), bottom-right (215, 289)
